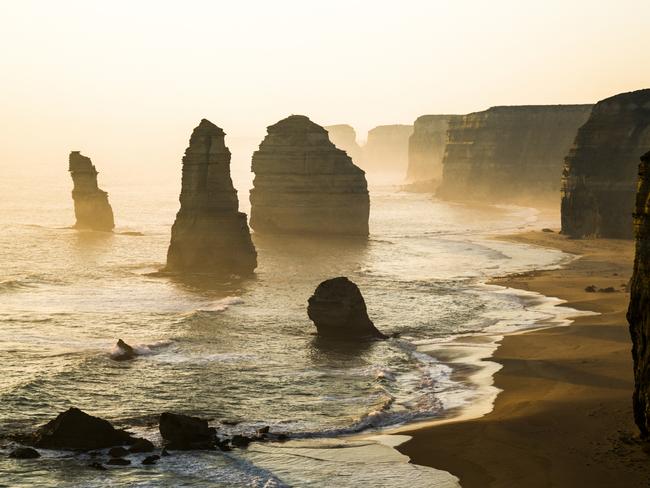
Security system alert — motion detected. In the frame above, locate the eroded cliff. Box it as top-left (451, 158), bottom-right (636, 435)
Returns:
top-left (325, 124), bottom-right (363, 166)
top-left (68, 151), bottom-right (114, 231)
top-left (627, 151), bottom-right (650, 437)
top-left (561, 89), bottom-right (650, 238)
top-left (437, 105), bottom-right (592, 203)
top-left (165, 119), bottom-right (257, 275)
top-left (406, 115), bottom-right (458, 183)
top-left (362, 124), bottom-right (413, 177)
top-left (250, 115), bottom-right (369, 236)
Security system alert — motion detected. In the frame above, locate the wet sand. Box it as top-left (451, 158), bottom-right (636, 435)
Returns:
top-left (398, 230), bottom-right (650, 487)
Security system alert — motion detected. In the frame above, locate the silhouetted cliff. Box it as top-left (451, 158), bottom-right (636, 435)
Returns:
top-left (561, 89), bottom-right (650, 238)
top-left (407, 115), bottom-right (458, 183)
top-left (437, 105), bottom-right (592, 203)
top-left (362, 124), bottom-right (413, 177)
top-left (165, 119), bottom-right (257, 275)
top-left (627, 151), bottom-right (650, 437)
top-left (68, 151), bottom-right (114, 231)
top-left (250, 115), bottom-right (369, 236)
top-left (325, 124), bottom-right (363, 166)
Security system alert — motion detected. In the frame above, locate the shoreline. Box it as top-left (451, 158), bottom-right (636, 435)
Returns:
top-left (396, 230), bottom-right (650, 487)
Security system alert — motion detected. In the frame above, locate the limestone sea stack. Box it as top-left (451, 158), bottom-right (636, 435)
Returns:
top-left (406, 115), bottom-right (459, 183)
top-left (628, 151), bottom-right (650, 437)
top-left (561, 89), bottom-right (650, 238)
top-left (325, 124), bottom-right (363, 166)
top-left (165, 119), bottom-right (257, 275)
top-left (68, 151), bottom-right (115, 231)
top-left (437, 105), bottom-right (593, 203)
top-left (250, 115), bottom-right (369, 236)
top-left (307, 277), bottom-right (386, 339)
top-left (362, 124), bottom-right (413, 177)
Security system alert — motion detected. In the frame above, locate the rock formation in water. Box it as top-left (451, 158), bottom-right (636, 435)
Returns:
top-left (28, 408), bottom-right (135, 450)
top-left (561, 89), bottom-right (650, 238)
top-left (250, 115), bottom-right (369, 236)
top-left (159, 412), bottom-right (216, 450)
top-left (325, 124), bottom-right (363, 165)
top-left (68, 151), bottom-right (115, 231)
top-left (111, 339), bottom-right (136, 361)
top-left (307, 277), bottom-right (386, 339)
top-left (406, 115), bottom-right (458, 184)
top-left (627, 150), bottom-right (650, 437)
top-left (165, 119), bottom-right (257, 275)
top-left (437, 105), bottom-right (593, 202)
top-left (362, 124), bottom-right (413, 177)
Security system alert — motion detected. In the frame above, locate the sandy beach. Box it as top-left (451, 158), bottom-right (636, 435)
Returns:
top-left (398, 230), bottom-right (650, 487)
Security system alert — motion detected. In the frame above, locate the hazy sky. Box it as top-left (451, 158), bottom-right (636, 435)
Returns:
top-left (1, 0), bottom-right (649, 181)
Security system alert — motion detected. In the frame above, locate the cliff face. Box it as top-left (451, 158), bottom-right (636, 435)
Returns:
top-left (627, 151), bottom-right (650, 437)
top-left (166, 119), bottom-right (257, 275)
top-left (68, 151), bottom-right (114, 231)
top-left (437, 105), bottom-right (593, 202)
top-left (362, 124), bottom-right (413, 177)
top-left (250, 115), bottom-right (369, 236)
top-left (406, 115), bottom-right (458, 183)
top-left (325, 124), bottom-right (363, 166)
top-left (561, 89), bottom-right (650, 238)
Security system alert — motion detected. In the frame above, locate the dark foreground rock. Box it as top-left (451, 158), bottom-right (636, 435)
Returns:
top-left (307, 277), bottom-right (387, 339)
top-left (68, 151), bottom-right (115, 231)
top-left (106, 457), bottom-right (131, 466)
top-left (142, 454), bottom-right (160, 465)
top-left (9, 447), bottom-right (40, 459)
top-left (562, 89), bottom-right (650, 238)
top-left (165, 119), bottom-right (257, 275)
top-left (159, 412), bottom-right (216, 450)
top-left (111, 339), bottom-right (136, 361)
top-left (628, 151), bottom-right (650, 437)
top-left (28, 408), bottom-right (135, 450)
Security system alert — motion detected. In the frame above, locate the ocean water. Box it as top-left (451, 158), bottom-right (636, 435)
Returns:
top-left (0, 163), bottom-right (572, 486)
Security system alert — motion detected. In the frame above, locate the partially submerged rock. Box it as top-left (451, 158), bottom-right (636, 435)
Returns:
top-left (28, 408), bottom-right (134, 450)
top-left (165, 119), bottom-right (257, 275)
top-left (110, 339), bottom-right (136, 361)
top-left (8, 446), bottom-right (40, 459)
top-left (159, 412), bottom-right (216, 450)
top-left (627, 151), bottom-right (650, 437)
top-left (363, 124), bottom-right (413, 177)
top-left (307, 277), bottom-right (387, 339)
top-left (68, 151), bottom-right (115, 231)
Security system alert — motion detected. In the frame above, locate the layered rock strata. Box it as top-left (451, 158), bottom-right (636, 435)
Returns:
top-left (307, 277), bottom-right (386, 339)
top-left (561, 89), bottom-right (650, 238)
top-left (325, 124), bottom-right (363, 165)
top-left (406, 115), bottom-right (458, 183)
top-left (165, 119), bottom-right (257, 275)
top-left (628, 151), bottom-right (650, 437)
top-left (250, 115), bottom-right (369, 236)
top-left (437, 105), bottom-right (593, 202)
top-left (362, 124), bottom-right (413, 176)
top-left (68, 151), bottom-right (114, 231)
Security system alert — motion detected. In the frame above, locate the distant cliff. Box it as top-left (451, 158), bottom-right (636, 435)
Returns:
top-left (362, 124), bottom-right (413, 177)
top-left (250, 115), bottom-right (369, 236)
top-left (437, 105), bottom-right (592, 203)
top-left (68, 151), bottom-right (114, 231)
top-left (325, 125), bottom-right (363, 166)
top-left (627, 151), bottom-right (650, 438)
top-left (406, 115), bottom-right (458, 183)
top-left (561, 89), bottom-right (650, 238)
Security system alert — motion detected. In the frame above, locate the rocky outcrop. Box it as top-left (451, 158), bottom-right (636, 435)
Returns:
top-left (437, 105), bottom-right (593, 202)
top-left (561, 90), bottom-right (650, 238)
top-left (110, 339), bottom-right (135, 361)
top-left (325, 124), bottom-right (363, 165)
top-left (250, 115), bottom-right (369, 236)
top-left (159, 412), bottom-right (216, 450)
top-left (362, 125), bottom-right (413, 177)
top-left (406, 115), bottom-right (458, 183)
top-left (307, 277), bottom-right (386, 339)
top-left (165, 119), bottom-right (257, 275)
top-left (627, 151), bottom-right (650, 437)
top-left (28, 408), bottom-right (135, 450)
top-left (68, 151), bottom-right (114, 231)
